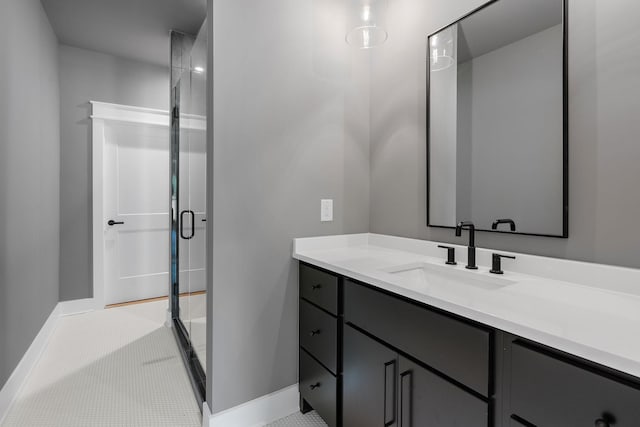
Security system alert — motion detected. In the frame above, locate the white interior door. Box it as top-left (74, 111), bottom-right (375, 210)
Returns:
top-left (103, 121), bottom-right (170, 305)
top-left (179, 126), bottom-right (206, 295)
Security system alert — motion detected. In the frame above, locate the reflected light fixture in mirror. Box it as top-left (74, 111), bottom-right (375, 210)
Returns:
top-left (346, 0), bottom-right (388, 49)
top-left (430, 25), bottom-right (456, 71)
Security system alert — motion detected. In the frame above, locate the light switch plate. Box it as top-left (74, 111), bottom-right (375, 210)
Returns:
top-left (321, 199), bottom-right (333, 222)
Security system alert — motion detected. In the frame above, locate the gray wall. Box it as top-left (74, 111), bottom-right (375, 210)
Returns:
top-left (58, 45), bottom-right (169, 300)
top-left (0, 0), bottom-right (60, 387)
top-left (209, 0), bottom-right (370, 412)
top-left (370, 0), bottom-right (640, 269)
top-left (462, 24), bottom-right (563, 234)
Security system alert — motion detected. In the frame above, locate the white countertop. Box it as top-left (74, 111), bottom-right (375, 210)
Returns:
top-left (293, 233), bottom-right (640, 379)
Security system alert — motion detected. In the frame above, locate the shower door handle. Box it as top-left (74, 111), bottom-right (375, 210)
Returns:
top-left (180, 210), bottom-right (195, 239)
top-left (189, 210), bottom-right (195, 238)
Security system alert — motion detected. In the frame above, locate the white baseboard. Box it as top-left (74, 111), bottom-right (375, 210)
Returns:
top-left (0, 303), bottom-right (61, 424)
top-left (0, 297), bottom-right (102, 424)
top-left (59, 298), bottom-right (97, 316)
top-left (204, 384), bottom-right (299, 427)
top-left (203, 402), bottom-right (213, 427)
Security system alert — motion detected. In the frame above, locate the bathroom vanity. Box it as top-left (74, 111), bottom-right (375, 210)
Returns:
top-left (294, 234), bottom-right (640, 427)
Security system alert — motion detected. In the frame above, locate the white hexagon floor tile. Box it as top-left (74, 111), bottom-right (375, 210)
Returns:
top-left (266, 411), bottom-right (328, 427)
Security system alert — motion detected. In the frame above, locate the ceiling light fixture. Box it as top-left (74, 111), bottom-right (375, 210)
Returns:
top-left (346, 0), bottom-right (388, 49)
top-left (430, 25), bottom-right (456, 71)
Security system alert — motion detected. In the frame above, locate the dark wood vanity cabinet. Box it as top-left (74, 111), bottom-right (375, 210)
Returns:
top-left (343, 324), bottom-right (488, 427)
top-left (398, 354), bottom-right (488, 427)
top-left (344, 278), bottom-right (492, 397)
top-left (506, 340), bottom-right (640, 427)
top-left (343, 279), bottom-right (490, 427)
top-left (300, 263), bottom-right (339, 315)
top-left (298, 262), bottom-right (640, 427)
top-left (298, 263), bottom-right (342, 427)
top-left (342, 325), bottom-right (397, 426)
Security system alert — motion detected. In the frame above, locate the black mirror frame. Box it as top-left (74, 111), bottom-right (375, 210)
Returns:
top-left (426, 0), bottom-right (569, 238)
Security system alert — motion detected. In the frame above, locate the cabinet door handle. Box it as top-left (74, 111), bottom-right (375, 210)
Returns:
top-left (309, 382), bottom-right (321, 390)
top-left (311, 284), bottom-right (322, 291)
top-left (309, 329), bottom-right (321, 336)
top-left (384, 360), bottom-right (397, 426)
top-left (400, 370), bottom-right (412, 427)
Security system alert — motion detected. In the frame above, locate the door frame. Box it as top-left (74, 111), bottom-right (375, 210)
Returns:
top-left (90, 101), bottom-right (171, 310)
top-left (90, 101), bottom-right (205, 310)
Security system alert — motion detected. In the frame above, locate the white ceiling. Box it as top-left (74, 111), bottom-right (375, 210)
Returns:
top-left (456, 0), bottom-right (562, 62)
top-left (41, 0), bottom-right (206, 67)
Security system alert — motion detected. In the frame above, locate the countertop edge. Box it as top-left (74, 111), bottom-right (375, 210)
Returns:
top-left (293, 252), bottom-right (640, 381)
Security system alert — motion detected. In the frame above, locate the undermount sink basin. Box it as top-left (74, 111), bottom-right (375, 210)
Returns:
top-left (382, 262), bottom-right (517, 291)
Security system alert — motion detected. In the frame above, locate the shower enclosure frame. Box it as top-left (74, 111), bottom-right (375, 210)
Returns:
top-left (169, 29), bottom-right (206, 406)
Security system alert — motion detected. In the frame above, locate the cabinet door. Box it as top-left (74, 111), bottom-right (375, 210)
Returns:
top-left (345, 280), bottom-right (491, 396)
top-left (510, 341), bottom-right (640, 427)
top-left (398, 356), bottom-right (488, 427)
top-left (343, 325), bottom-right (398, 427)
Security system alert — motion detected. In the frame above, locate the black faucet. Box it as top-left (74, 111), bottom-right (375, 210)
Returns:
top-left (455, 221), bottom-right (478, 270)
top-left (492, 218), bottom-right (516, 231)
top-left (490, 253), bottom-right (516, 274)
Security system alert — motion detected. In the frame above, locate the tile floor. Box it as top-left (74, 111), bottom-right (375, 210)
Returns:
top-left (266, 411), bottom-right (327, 427)
top-left (1, 301), bottom-right (201, 427)
top-left (1, 299), bottom-right (327, 427)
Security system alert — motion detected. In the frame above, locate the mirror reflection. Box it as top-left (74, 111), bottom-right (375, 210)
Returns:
top-left (428, 0), bottom-right (567, 237)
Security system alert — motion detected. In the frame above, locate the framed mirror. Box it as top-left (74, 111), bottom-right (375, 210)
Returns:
top-left (427, 0), bottom-right (568, 237)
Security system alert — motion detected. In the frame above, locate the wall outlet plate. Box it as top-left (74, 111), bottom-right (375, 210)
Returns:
top-left (321, 199), bottom-right (333, 222)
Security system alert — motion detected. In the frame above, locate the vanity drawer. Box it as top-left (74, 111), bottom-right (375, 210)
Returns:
top-left (344, 279), bottom-right (491, 396)
top-left (300, 263), bottom-right (339, 315)
top-left (510, 341), bottom-right (640, 426)
top-left (300, 299), bottom-right (338, 374)
top-left (300, 349), bottom-right (337, 427)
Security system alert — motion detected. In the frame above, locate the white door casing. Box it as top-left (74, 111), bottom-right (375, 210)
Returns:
top-left (91, 101), bottom-right (205, 308)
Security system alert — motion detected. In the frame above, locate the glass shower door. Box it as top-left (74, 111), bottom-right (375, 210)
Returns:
top-left (177, 71), bottom-right (191, 335)
top-left (187, 25), bottom-right (208, 370)
top-left (178, 44), bottom-right (207, 368)
top-left (170, 23), bottom-right (207, 403)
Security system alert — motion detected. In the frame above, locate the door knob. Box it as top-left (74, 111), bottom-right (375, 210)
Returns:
top-left (107, 220), bottom-right (124, 226)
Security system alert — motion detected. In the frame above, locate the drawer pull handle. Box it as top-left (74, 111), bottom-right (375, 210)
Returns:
top-left (595, 420), bottom-right (610, 427)
top-left (309, 329), bottom-right (321, 336)
top-left (311, 284), bottom-right (322, 290)
top-left (384, 360), bottom-right (397, 426)
top-left (400, 370), bottom-right (412, 427)
top-left (309, 382), bottom-right (321, 390)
